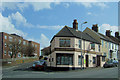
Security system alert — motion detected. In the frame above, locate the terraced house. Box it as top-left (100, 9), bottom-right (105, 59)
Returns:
top-left (83, 24), bottom-right (119, 62)
top-left (47, 20), bottom-right (105, 70)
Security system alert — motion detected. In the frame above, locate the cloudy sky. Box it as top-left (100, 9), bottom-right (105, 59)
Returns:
top-left (0, 1), bottom-right (119, 52)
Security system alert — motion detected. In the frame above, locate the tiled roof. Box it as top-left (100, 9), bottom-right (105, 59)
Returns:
top-left (108, 36), bottom-right (120, 44)
top-left (52, 26), bottom-right (100, 44)
top-left (98, 33), bottom-right (118, 44)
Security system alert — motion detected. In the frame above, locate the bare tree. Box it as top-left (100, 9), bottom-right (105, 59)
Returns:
top-left (21, 44), bottom-right (36, 57)
top-left (7, 40), bottom-right (22, 58)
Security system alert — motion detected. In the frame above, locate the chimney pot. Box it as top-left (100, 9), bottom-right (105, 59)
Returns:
top-left (92, 24), bottom-right (98, 32)
top-left (73, 19), bottom-right (78, 30)
top-left (106, 30), bottom-right (111, 37)
top-left (115, 32), bottom-right (119, 38)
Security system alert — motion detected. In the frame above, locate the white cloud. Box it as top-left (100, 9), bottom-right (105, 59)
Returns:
top-left (30, 2), bottom-right (51, 11)
top-left (99, 24), bottom-right (118, 36)
top-left (7, 11), bottom-right (64, 30)
top-left (76, 2), bottom-right (108, 9)
top-left (8, 11), bottom-right (34, 28)
top-left (37, 25), bottom-right (64, 30)
top-left (9, 12), bottom-right (26, 26)
top-left (1, 2), bottom-right (60, 11)
top-left (0, 13), bottom-right (27, 37)
top-left (80, 2), bottom-right (92, 8)
top-left (93, 2), bottom-right (108, 9)
top-left (63, 3), bottom-right (70, 8)
top-left (26, 33), bottom-right (50, 50)
top-left (40, 34), bottom-right (50, 49)
top-left (87, 12), bottom-right (92, 15)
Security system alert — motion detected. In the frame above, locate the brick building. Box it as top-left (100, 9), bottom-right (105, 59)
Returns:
top-left (0, 32), bottom-right (40, 59)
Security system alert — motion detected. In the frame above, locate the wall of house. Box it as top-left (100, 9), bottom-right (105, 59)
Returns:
top-left (49, 36), bottom-right (103, 68)
top-left (52, 37), bottom-right (100, 52)
top-left (47, 51), bottom-right (101, 68)
top-left (53, 37), bottom-right (75, 48)
top-left (0, 32), bottom-right (2, 59)
top-left (101, 40), bottom-right (109, 59)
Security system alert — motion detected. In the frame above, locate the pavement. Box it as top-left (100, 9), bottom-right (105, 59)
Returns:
top-left (1, 61), bottom-right (119, 78)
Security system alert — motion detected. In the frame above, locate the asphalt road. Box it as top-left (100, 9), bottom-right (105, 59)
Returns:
top-left (2, 62), bottom-right (119, 78)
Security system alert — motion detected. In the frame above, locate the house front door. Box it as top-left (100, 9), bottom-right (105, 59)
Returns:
top-left (86, 55), bottom-right (89, 67)
top-left (97, 55), bottom-right (101, 67)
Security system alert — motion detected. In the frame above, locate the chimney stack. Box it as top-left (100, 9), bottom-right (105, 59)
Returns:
top-left (106, 30), bottom-right (111, 37)
top-left (73, 19), bottom-right (78, 30)
top-left (92, 24), bottom-right (98, 32)
top-left (115, 32), bottom-right (119, 39)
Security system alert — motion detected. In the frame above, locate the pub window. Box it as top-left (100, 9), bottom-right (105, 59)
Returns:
top-left (78, 56), bottom-right (83, 65)
top-left (59, 39), bottom-right (70, 47)
top-left (56, 54), bottom-right (73, 65)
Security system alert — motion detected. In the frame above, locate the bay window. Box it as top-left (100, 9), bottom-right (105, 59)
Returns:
top-left (59, 39), bottom-right (70, 47)
top-left (56, 53), bottom-right (73, 65)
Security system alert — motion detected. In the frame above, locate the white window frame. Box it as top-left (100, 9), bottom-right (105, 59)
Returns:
top-left (4, 35), bottom-right (7, 39)
top-left (4, 51), bottom-right (6, 55)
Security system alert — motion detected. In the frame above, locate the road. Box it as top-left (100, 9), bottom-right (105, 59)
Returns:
top-left (2, 62), bottom-right (119, 78)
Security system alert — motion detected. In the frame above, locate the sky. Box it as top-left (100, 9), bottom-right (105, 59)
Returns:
top-left (0, 1), bottom-right (119, 54)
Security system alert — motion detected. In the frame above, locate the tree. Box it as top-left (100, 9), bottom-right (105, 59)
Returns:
top-left (24, 44), bottom-right (36, 57)
top-left (8, 40), bottom-right (36, 58)
top-left (7, 40), bottom-right (22, 58)
top-left (41, 46), bottom-right (51, 56)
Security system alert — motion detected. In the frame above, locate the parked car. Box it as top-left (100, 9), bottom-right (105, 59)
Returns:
top-left (103, 59), bottom-right (118, 68)
top-left (113, 60), bottom-right (118, 67)
top-left (32, 60), bottom-right (47, 70)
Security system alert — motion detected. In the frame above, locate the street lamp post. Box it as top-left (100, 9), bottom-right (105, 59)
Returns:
top-left (81, 21), bottom-right (87, 69)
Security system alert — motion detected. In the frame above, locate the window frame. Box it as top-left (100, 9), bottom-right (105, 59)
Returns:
top-left (56, 53), bottom-right (73, 65)
top-left (4, 35), bottom-right (7, 39)
top-left (59, 39), bottom-right (71, 47)
top-left (91, 43), bottom-right (95, 50)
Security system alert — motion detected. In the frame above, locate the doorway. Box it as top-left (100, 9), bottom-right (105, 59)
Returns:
top-left (86, 55), bottom-right (89, 67)
top-left (97, 55), bottom-right (101, 67)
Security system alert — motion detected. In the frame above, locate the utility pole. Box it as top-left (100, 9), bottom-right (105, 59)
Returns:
top-left (81, 21), bottom-right (87, 69)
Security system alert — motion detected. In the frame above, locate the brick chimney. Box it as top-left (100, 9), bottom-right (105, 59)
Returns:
top-left (73, 19), bottom-right (78, 30)
top-left (115, 32), bottom-right (119, 39)
top-left (92, 24), bottom-right (98, 32)
top-left (106, 30), bottom-right (111, 37)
